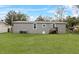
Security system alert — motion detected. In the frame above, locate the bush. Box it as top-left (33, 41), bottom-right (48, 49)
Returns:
top-left (19, 31), bottom-right (27, 34)
top-left (73, 27), bottom-right (79, 33)
top-left (7, 28), bottom-right (10, 32)
top-left (68, 27), bottom-right (74, 31)
top-left (49, 28), bottom-right (58, 34)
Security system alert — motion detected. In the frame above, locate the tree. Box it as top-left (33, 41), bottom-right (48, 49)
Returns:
top-left (35, 15), bottom-right (45, 21)
top-left (76, 16), bottom-right (79, 24)
top-left (5, 11), bottom-right (16, 25)
top-left (66, 16), bottom-right (78, 28)
top-left (5, 10), bottom-right (29, 25)
top-left (16, 12), bottom-right (28, 21)
top-left (54, 7), bottom-right (65, 21)
top-left (35, 15), bottom-right (52, 21)
top-left (75, 5), bottom-right (79, 8)
top-left (43, 16), bottom-right (53, 22)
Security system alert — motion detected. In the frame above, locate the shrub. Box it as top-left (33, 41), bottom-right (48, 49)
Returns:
top-left (49, 28), bottom-right (58, 34)
top-left (7, 28), bottom-right (10, 32)
top-left (19, 31), bottom-right (27, 34)
top-left (73, 27), bottom-right (79, 33)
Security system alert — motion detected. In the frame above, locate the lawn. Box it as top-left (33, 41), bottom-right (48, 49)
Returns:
top-left (0, 33), bottom-right (79, 54)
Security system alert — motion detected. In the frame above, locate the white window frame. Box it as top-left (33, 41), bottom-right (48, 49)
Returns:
top-left (51, 24), bottom-right (56, 28)
top-left (42, 24), bottom-right (46, 28)
top-left (33, 23), bottom-right (37, 30)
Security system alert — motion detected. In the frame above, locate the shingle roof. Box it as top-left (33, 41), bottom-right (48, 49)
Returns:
top-left (13, 21), bottom-right (66, 24)
top-left (0, 21), bottom-right (7, 24)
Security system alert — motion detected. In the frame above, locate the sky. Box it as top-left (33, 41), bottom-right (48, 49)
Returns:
top-left (0, 5), bottom-right (79, 21)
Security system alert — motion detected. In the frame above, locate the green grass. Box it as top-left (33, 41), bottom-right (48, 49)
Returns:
top-left (0, 33), bottom-right (79, 54)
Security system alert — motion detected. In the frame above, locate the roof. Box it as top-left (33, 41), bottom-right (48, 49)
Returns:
top-left (0, 21), bottom-right (6, 24)
top-left (0, 21), bottom-right (10, 26)
top-left (13, 21), bottom-right (66, 24)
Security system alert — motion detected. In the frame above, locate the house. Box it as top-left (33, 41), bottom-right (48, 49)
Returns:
top-left (0, 21), bottom-right (11, 33)
top-left (12, 21), bottom-right (66, 34)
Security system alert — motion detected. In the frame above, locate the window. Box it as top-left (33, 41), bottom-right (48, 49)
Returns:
top-left (33, 24), bottom-right (37, 29)
top-left (53, 24), bottom-right (56, 28)
top-left (42, 24), bottom-right (46, 28)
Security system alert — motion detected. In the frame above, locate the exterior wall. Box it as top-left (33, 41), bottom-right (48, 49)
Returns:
top-left (13, 23), bottom-right (52, 34)
top-left (32, 23), bottom-right (52, 34)
top-left (13, 23), bottom-right (33, 33)
top-left (13, 22), bottom-right (66, 34)
top-left (56, 23), bottom-right (66, 33)
top-left (0, 23), bottom-right (9, 33)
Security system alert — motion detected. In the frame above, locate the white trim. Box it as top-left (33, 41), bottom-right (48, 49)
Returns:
top-left (54, 24), bottom-right (57, 27)
top-left (51, 23), bottom-right (56, 28)
top-left (33, 23), bottom-right (37, 30)
top-left (42, 24), bottom-right (46, 28)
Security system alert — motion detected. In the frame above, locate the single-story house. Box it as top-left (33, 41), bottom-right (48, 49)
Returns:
top-left (0, 21), bottom-right (11, 33)
top-left (12, 21), bottom-right (66, 34)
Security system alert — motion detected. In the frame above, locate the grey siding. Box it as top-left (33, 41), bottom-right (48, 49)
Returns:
top-left (13, 23), bottom-right (33, 33)
top-left (13, 21), bottom-right (66, 34)
top-left (56, 23), bottom-right (66, 33)
top-left (13, 23), bottom-right (52, 34)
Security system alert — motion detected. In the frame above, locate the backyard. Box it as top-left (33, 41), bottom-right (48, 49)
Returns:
top-left (0, 33), bottom-right (79, 54)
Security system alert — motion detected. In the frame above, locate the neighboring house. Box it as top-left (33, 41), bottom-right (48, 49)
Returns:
top-left (73, 25), bottom-right (79, 31)
top-left (0, 21), bottom-right (11, 33)
top-left (12, 21), bottom-right (66, 34)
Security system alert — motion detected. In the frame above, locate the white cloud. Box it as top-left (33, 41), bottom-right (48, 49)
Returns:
top-left (30, 16), bottom-right (38, 21)
top-left (4, 8), bottom-right (47, 12)
top-left (0, 5), bottom-right (10, 8)
top-left (0, 5), bottom-right (79, 20)
top-left (0, 14), bottom-right (6, 20)
top-left (47, 10), bottom-right (55, 14)
top-left (48, 5), bottom-right (79, 18)
top-left (0, 7), bottom-right (47, 20)
top-left (72, 6), bottom-right (79, 17)
top-left (29, 16), bottom-right (35, 21)
top-left (26, 8), bottom-right (47, 11)
top-left (63, 15), bottom-right (68, 19)
top-left (64, 5), bottom-right (73, 8)
top-left (0, 11), bottom-right (8, 14)
top-left (0, 11), bottom-right (8, 20)
top-left (64, 5), bottom-right (79, 17)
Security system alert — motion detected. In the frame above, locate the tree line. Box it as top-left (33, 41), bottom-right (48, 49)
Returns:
top-left (4, 10), bottom-right (79, 25)
top-left (3, 6), bottom-right (79, 32)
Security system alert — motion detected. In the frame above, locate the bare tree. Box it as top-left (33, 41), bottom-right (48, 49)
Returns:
top-left (35, 15), bottom-right (52, 22)
top-left (75, 5), bottom-right (79, 8)
top-left (54, 6), bottom-right (65, 22)
top-left (35, 15), bottom-right (45, 21)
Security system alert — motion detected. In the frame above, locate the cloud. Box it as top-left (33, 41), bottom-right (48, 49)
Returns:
top-left (30, 16), bottom-right (38, 21)
top-left (0, 5), bottom-right (12, 9)
top-left (0, 5), bottom-right (8, 8)
top-left (0, 11), bottom-right (9, 20)
top-left (0, 11), bottom-right (8, 14)
top-left (64, 5), bottom-right (73, 8)
top-left (0, 14), bottom-right (6, 20)
top-left (0, 5), bottom-right (79, 20)
top-left (48, 5), bottom-right (79, 18)
top-left (72, 6), bottom-right (79, 17)
top-left (26, 8), bottom-right (47, 11)
top-left (3, 8), bottom-right (47, 12)
top-left (64, 5), bottom-right (79, 17)
top-left (0, 7), bottom-right (48, 20)
top-left (47, 10), bottom-right (55, 14)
